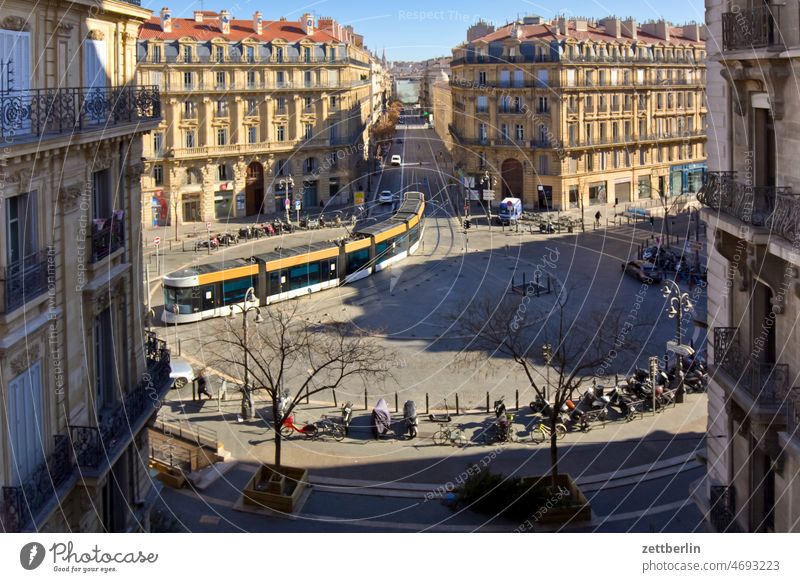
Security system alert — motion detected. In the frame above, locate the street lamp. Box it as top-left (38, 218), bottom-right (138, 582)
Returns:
top-left (228, 287), bottom-right (264, 419)
top-left (662, 279), bottom-right (693, 404)
top-left (481, 170), bottom-right (496, 223)
top-left (279, 175), bottom-right (295, 224)
top-left (541, 343), bottom-right (552, 401)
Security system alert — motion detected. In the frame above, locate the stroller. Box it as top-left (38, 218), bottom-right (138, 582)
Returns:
top-left (371, 398), bottom-right (392, 439)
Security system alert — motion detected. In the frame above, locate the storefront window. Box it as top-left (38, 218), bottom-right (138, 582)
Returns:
top-left (214, 191), bottom-right (233, 219)
top-left (183, 195), bottom-right (201, 222)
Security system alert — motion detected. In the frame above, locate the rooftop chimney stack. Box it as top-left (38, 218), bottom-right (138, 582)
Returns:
top-left (602, 17), bottom-right (622, 38)
top-left (643, 19), bottom-right (670, 41)
top-left (220, 9), bottom-right (231, 34)
top-left (574, 19), bottom-right (588, 32)
top-left (193, 11), bottom-right (203, 23)
top-left (254, 11), bottom-right (263, 35)
top-left (160, 7), bottom-right (172, 33)
top-left (682, 23), bottom-right (702, 41)
top-left (302, 13), bottom-right (314, 35)
top-left (622, 18), bottom-right (637, 39)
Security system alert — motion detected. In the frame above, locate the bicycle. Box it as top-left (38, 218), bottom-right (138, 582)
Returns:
top-left (432, 424), bottom-right (467, 447)
top-left (314, 415), bottom-right (346, 442)
top-left (529, 420), bottom-right (567, 444)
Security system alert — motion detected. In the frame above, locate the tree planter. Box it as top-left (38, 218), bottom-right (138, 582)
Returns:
top-left (520, 473), bottom-right (591, 524)
top-left (242, 464), bottom-right (309, 513)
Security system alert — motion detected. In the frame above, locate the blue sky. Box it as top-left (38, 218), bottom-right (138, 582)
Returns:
top-left (147, 1), bottom-right (706, 61)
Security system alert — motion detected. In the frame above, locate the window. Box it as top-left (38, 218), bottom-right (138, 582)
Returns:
top-left (589, 183), bottom-right (605, 205)
top-left (92, 169), bottom-right (112, 220)
top-left (185, 168), bottom-right (200, 185)
top-left (304, 47), bottom-right (312, 62)
top-left (215, 45), bottom-right (225, 63)
top-left (218, 164), bottom-right (229, 181)
top-left (153, 164), bottom-right (163, 186)
top-left (304, 71), bottom-right (313, 88)
top-left (639, 148), bottom-right (646, 165)
top-left (247, 70), bottom-right (256, 88)
top-left (215, 100), bottom-right (228, 116)
top-left (216, 128), bottom-right (227, 146)
top-left (183, 71), bottom-right (193, 89)
top-left (330, 95), bottom-right (338, 109)
top-left (248, 126), bottom-right (257, 143)
top-left (513, 70), bottom-right (524, 87)
top-left (585, 95), bottom-right (593, 112)
top-left (152, 132), bottom-right (163, 155)
top-left (277, 125), bottom-right (286, 141)
top-left (568, 156), bottom-right (577, 174)
top-left (478, 123), bottom-right (488, 143)
top-left (499, 70), bottom-right (510, 87)
top-left (182, 44), bottom-right (192, 63)
top-left (500, 124), bottom-right (509, 140)
top-left (638, 177), bottom-right (651, 198)
top-left (305, 123), bottom-right (313, 139)
top-left (183, 101), bottom-right (196, 119)
top-left (539, 155), bottom-right (548, 175)
top-left (184, 130), bottom-right (195, 148)
top-left (599, 152), bottom-right (607, 171)
top-left (586, 153), bottom-right (594, 171)
top-left (6, 361), bottom-right (44, 485)
top-left (538, 97), bottom-right (548, 113)
top-left (477, 71), bottom-right (486, 85)
top-left (304, 158), bottom-right (317, 173)
top-left (247, 99), bottom-right (258, 116)
top-left (151, 44), bottom-right (162, 62)
top-left (215, 71), bottom-right (226, 89)
top-left (150, 70), bottom-right (163, 89)
top-left (276, 71), bottom-right (286, 87)
top-left (5, 190), bottom-right (38, 265)
top-left (538, 124), bottom-right (548, 144)
top-left (515, 124), bottom-right (524, 140)
top-left (276, 97), bottom-right (286, 113)
top-left (476, 96), bottom-right (488, 113)
top-left (536, 70), bottom-right (548, 87)
top-left (304, 96), bottom-right (313, 110)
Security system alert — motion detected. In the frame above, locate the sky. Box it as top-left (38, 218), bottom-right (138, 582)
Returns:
top-left (146, 1), bottom-right (707, 61)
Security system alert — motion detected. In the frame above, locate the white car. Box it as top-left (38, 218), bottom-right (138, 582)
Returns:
top-left (378, 191), bottom-right (394, 204)
top-left (390, 155), bottom-right (402, 166)
top-left (169, 358), bottom-right (196, 388)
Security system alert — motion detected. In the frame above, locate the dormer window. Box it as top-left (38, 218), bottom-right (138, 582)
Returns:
top-left (304, 46), bottom-right (312, 63)
top-left (183, 44), bottom-right (192, 63)
top-left (150, 44), bottom-right (162, 63)
top-left (275, 47), bottom-right (284, 63)
top-left (215, 45), bottom-right (225, 63)
top-left (246, 45), bottom-right (255, 63)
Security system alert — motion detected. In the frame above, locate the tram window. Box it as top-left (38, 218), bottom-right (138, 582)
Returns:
top-left (222, 276), bottom-right (254, 304)
top-left (409, 225), bottom-right (420, 244)
top-left (289, 264), bottom-right (310, 290)
top-left (269, 270), bottom-right (284, 294)
top-left (346, 248), bottom-right (369, 274)
top-left (164, 286), bottom-right (199, 314)
top-left (307, 262), bottom-right (321, 286)
top-left (201, 285), bottom-right (218, 311)
top-left (375, 241), bottom-right (388, 260)
top-left (326, 259), bottom-right (337, 280)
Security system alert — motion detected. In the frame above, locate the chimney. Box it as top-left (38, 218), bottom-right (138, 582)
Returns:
top-left (302, 13), bottom-right (314, 35)
top-left (254, 11), bottom-right (263, 35)
top-left (555, 17), bottom-right (568, 36)
top-left (621, 18), bottom-right (637, 40)
top-left (682, 23), bottom-right (702, 41)
top-left (219, 9), bottom-right (231, 34)
top-left (601, 17), bottom-right (621, 38)
top-left (160, 7), bottom-right (172, 33)
top-left (574, 19), bottom-right (588, 32)
top-left (193, 11), bottom-right (203, 23)
top-left (643, 19), bottom-right (670, 41)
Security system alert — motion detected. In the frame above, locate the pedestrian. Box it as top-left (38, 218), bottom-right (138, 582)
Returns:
top-left (594, 210), bottom-right (602, 227)
top-left (197, 369), bottom-right (213, 400)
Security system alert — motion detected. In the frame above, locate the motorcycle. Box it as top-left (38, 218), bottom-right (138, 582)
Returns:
top-left (403, 400), bottom-right (418, 439)
top-left (341, 401), bottom-right (354, 435)
top-left (371, 398), bottom-right (392, 439)
top-left (494, 396), bottom-right (507, 418)
top-left (218, 232), bottom-right (238, 246)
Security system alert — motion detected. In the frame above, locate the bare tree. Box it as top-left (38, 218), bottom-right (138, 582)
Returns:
top-left (211, 302), bottom-right (392, 468)
top-left (447, 281), bottom-right (648, 484)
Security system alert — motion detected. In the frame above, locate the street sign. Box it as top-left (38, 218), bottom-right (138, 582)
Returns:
top-left (354, 191), bottom-right (365, 205)
top-left (284, 198), bottom-right (291, 210)
top-left (666, 341), bottom-right (695, 357)
top-left (294, 199), bottom-right (301, 211)
top-left (688, 241), bottom-right (702, 251)
top-left (482, 189), bottom-right (496, 201)
top-left (153, 236), bottom-right (161, 246)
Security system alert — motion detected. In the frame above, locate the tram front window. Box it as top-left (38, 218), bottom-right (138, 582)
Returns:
top-left (164, 287), bottom-right (197, 314)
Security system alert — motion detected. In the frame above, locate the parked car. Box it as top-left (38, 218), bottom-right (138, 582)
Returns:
top-left (390, 155), bottom-right (402, 166)
top-left (378, 190), bottom-right (394, 204)
top-left (169, 359), bottom-right (195, 388)
top-left (621, 260), bottom-right (662, 284)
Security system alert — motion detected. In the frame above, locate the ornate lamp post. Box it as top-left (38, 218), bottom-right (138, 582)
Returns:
top-left (541, 343), bottom-right (552, 401)
top-left (279, 175), bottom-right (294, 224)
top-left (228, 287), bottom-right (263, 419)
top-left (662, 280), bottom-right (693, 403)
top-left (481, 170), bottom-right (496, 224)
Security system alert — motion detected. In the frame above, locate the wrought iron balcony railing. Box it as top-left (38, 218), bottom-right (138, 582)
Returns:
top-left (90, 212), bottom-right (125, 262)
top-left (713, 327), bottom-right (790, 407)
top-left (70, 332), bottom-right (171, 470)
top-left (699, 172), bottom-right (799, 244)
top-left (2, 435), bottom-right (74, 533)
top-left (0, 85), bottom-right (160, 143)
top-left (722, 4), bottom-right (781, 51)
top-left (0, 250), bottom-right (48, 313)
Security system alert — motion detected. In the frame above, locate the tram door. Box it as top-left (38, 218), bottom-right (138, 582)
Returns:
top-left (201, 284), bottom-right (219, 313)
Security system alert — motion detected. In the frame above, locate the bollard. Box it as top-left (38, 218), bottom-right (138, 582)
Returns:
top-left (192, 378), bottom-right (197, 401)
top-left (177, 339), bottom-right (181, 357)
top-left (395, 392), bottom-right (398, 413)
top-left (305, 386), bottom-right (310, 405)
top-left (425, 393), bottom-right (429, 415)
top-left (332, 389), bottom-right (338, 408)
top-left (486, 391), bottom-right (490, 413)
top-left (522, 272), bottom-right (526, 289)
top-left (455, 393), bottom-right (460, 414)
top-left (364, 388), bottom-right (368, 411)
top-left (515, 389), bottom-right (519, 411)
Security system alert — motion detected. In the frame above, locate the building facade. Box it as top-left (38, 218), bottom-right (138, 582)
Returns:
top-left (0, 0), bottom-right (169, 533)
top-left (695, 0), bottom-right (800, 533)
top-left (137, 9), bottom-right (385, 229)
top-left (448, 16), bottom-right (707, 212)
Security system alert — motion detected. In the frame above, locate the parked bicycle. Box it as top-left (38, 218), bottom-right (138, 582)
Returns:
top-left (529, 419), bottom-right (567, 444)
top-left (432, 424), bottom-right (467, 447)
top-left (279, 413), bottom-right (345, 441)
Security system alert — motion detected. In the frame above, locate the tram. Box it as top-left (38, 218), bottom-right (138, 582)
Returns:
top-left (162, 192), bottom-right (425, 324)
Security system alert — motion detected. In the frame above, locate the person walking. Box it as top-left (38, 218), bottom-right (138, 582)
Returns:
top-left (197, 369), bottom-right (213, 400)
top-left (594, 210), bottom-right (602, 228)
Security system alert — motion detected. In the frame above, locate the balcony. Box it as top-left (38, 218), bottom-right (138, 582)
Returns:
top-left (91, 212), bottom-right (125, 263)
top-left (0, 85), bottom-right (160, 144)
top-left (70, 332), bottom-right (171, 471)
top-left (0, 250), bottom-right (48, 313)
top-left (722, 4), bottom-right (781, 51)
top-left (713, 327), bottom-right (790, 411)
top-left (698, 172), bottom-right (799, 244)
top-left (2, 435), bottom-right (75, 533)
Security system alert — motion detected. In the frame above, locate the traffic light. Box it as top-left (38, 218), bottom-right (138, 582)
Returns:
top-left (463, 219), bottom-right (471, 230)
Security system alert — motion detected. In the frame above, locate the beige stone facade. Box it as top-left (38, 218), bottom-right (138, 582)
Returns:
top-left (136, 9), bottom-right (387, 229)
top-left (0, 0), bottom-right (168, 533)
top-left (696, 1), bottom-right (800, 533)
top-left (447, 16), bottom-right (707, 213)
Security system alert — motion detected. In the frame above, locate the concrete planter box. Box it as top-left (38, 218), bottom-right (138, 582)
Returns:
top-left (242, 464), bottom-right (309, 513)
top-left (520, 473), bottom-right (591, 524)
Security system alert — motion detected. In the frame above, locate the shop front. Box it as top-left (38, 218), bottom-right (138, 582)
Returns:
top-left (670, 162), bottom-right (707, 196)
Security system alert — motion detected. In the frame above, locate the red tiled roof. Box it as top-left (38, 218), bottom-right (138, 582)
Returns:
top-left (139, 17), bottom-right (338, 42)
top-left (472, 21), bottom-right (703, 46)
